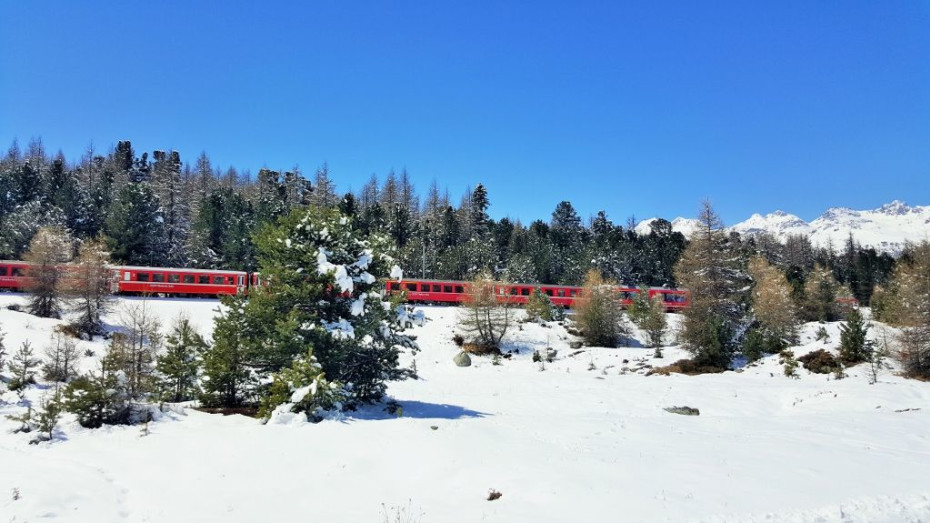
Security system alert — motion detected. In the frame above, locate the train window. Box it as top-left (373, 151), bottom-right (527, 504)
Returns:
top-left (152, 273), bottom-right (165, 283)
top-left (544, 289), bottom-right (553, 296)
top-left (199, 275), bottom-right (210, 284)
top-left (405, 283), bottom-right (417, 291)
top-left (0, 267), bottom-right (6, 276)
top-left (454, 285), bottom-right (464, 293)
top-left (509, 287), bottom-right (518, 295)
top-left (183, 275), bottom-right (195, 284)
top-left (521, 288), bottom-right (530, 296)
top-left (444, 285), bottom-right (452, 293)
top-left (432, 284), bottom-right (441, 292)
top-left (137, 273), bottom-right (150, 282)
top-left (420, 284), bottom-right (430, 292)
top-left (238, 276), bottom-right (244, 285)
top-left (557, 289), bottom-right (565, 297)
top-left (168, 274), bottom-right (180, 283)
top-left (213, 276), bottom-right (224, 284)
top-left (569, 290), bottom-right (576, 297)
top-left (124, 272), bottom-right (130, 281)
top-left (11, 267), bottom-right (23, 276)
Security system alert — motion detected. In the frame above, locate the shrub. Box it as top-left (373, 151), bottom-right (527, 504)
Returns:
top-left (780, 350), bottom-right (800, 378)
top-left (258, 351), bottom-right (346, 423)
top-left (573, 270), bottom-right (625, 348)
top-left (458, 272), bottom-right (514, 352)
top-left (650, 358), bottom-right (727, 376)
top-left (62, 374), bottom-right (131, 428)
top-left (798, 349), bottom-right (841, 374)
top-left (525, 288), bottom-right (554, 322)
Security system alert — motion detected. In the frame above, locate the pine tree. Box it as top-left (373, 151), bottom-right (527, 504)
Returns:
top-left (105, 182), bottom-right (168, 266)
top-left (525, 288), bottom-right (554, 322)
top-left (643, 295), bottom-right (667, 355)
top-left (801, 264), bottom-right (840, 322)
top-left (674, 201), bottom-right (750, 368)
top-left (200, 295), bottom-right (256, 407)
top-left (33, 391), bottom-right (63, 443)
top-left (8, 341), bottom-right (41, 392)
top-left (258, 350), bottom-right (345, 423)
top-left (839, 307), bottom-right (871, 364)
top-left (205, 207), bottom-right (418, 408)
top-left (156, 317), bottom-right (206, 402)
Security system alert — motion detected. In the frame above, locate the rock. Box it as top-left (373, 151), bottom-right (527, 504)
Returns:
top-left (544, 347), bottom-right (557, 362)
top-left (430, 425), bottom-right (439, 430)
top-left (569, 341), bottom-right (583, 349)
top-left (453, 351), bottom-right (472, 367)
top-left (664, 406), bottom-right (700, 416)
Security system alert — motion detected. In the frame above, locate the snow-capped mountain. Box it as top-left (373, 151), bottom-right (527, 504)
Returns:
top-left (636, 200), bottom-right (930, 254)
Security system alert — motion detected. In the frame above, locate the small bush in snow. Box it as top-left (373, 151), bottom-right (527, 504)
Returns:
top-left (8, 341), bottom-right (41, 393)
top-left (780, 350), bottom-right (800, 379)
top-left (525, 288), bottom-right (554, 322)
top-left (62, 373), bottom-right (131, 428)
top-left (798, 349), bottom-right (841, 375)
top-left (573, 270), bottom-right (625, 348)
top-left (42, 332), bottom-right (81, 383)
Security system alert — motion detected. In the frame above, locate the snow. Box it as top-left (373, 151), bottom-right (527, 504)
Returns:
top-left (637, 200), bottom-right (930, 253)
top-left (2, 295), bottom-right (930, 521)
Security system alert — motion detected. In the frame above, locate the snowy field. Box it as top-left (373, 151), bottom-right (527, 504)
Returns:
top-left (2, 294), bottom-right (930, 522)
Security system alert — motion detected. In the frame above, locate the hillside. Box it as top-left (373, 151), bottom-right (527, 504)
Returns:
top-left (636, 200), bottom-right (930, 254)
top-left (2, 295), bottom-right (930, 522)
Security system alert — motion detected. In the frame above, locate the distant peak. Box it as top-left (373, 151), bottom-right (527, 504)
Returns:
top-left (878, 200), bottom-right (910, 215)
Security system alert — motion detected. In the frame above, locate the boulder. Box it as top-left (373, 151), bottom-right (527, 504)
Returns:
top-left (664, 406), bottom-right (700, 416)
top-left (453, 351), bottom-right (472, 367)
top-left (569, 341), bottom-right (583, 349)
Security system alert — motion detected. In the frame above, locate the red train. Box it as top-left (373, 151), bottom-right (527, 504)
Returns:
top-left (385, 278), bottom-right (690, 311)
top-left (0, 260), bottom-right (247, 297)
top-left (0, 260), bottom-right (692, 310)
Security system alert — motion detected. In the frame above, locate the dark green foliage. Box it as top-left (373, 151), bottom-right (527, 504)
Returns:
top-left (258, 351), bottom-right (345, 422)
top-left (34, 391), bottom-right (63, 442)
top-left (839, 308), bottom-right (871, 364)
top-left (780, 350), bottom-right (800, 378)
top-left (203, 207), bottom-right (417, 409)
top-left (688, 315), bottom-right (734, 368)
top-left (525, 288), bottom-right (554, 322)
top-left (742, 329), bottom-right (786, 363)
top-left (156, 318), bottom-right (207, 402)
top-left (105, 182), bottom-right (167, 265)
top-left (8, 341), bottom-right (41, 392)
top-left (62, 374), bottom-right (131, 428)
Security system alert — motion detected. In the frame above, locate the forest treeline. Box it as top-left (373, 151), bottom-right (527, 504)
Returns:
top-left (0, 138), bottom-right (898, 304)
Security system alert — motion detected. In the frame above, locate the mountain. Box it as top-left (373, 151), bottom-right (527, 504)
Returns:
top-left (636, 200), bottom-right (930, 254)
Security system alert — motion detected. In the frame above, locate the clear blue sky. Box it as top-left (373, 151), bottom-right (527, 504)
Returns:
top-left (1, 1), bottom-right (928, 226)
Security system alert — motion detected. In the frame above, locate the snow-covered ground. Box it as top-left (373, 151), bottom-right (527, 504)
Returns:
top-left (2, 294), bottom-right (930, 522)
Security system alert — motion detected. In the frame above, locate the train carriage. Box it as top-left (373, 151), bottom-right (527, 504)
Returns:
top-left (115, 266), bottom-right (247, 296)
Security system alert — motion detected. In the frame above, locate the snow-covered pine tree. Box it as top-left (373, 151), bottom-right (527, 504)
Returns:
top-left (674, 200), bottom-right (751, 368)
top-left (206, 206), bottom-right (418, 412)
top-left (151, 150), bottom-right (190, 266)
top-left (24, 226), bottom-right (73, 318)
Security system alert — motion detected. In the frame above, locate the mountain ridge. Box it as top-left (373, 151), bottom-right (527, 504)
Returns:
top-left (635, 200), bottom-right (930, 254)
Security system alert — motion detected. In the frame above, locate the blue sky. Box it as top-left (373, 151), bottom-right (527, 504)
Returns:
top-left (1, 1), bottom-right (927, 226)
